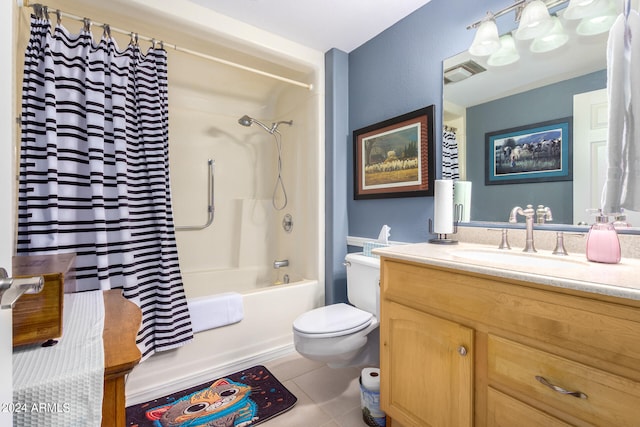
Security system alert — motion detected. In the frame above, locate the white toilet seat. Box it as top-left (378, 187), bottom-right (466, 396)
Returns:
top-left (293, 303), bottom-right (373, 338)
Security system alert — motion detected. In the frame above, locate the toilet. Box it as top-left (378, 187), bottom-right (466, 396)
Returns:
top-left (293, 252), bottom-right (380, 368)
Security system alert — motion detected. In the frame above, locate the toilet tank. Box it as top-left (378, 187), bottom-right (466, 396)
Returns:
top-left (345, 253), bottom-right (380, 317)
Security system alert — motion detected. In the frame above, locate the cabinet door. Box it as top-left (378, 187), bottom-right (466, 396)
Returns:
top-left (381, 301), bottom-right (473, 427)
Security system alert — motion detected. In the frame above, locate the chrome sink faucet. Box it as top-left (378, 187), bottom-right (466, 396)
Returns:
top-left (536, 205), bottom-right (553, 224)
top-left (509, 204), bottom-right (538, 253)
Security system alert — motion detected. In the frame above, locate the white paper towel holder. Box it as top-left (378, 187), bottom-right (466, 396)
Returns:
top-left (428, 204), bottom-right (463, 245)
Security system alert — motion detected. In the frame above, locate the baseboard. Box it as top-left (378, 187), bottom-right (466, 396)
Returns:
top-left (125, 343), bottom-right (296, 407)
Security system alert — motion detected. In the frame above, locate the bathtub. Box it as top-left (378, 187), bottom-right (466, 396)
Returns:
top-left (125, 270), bottom-right (323, 406)
top-left (181, 266), bottom-right (306, 296)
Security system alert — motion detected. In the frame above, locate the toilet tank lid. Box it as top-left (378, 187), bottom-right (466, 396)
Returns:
top-left (345, 252), bottom-right (380, 269)
top-left (293, 303), bottom-right (373, 335)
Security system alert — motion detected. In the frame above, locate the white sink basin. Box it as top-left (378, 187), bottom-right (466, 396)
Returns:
top-left (450, 248), bottom-right (588, 270)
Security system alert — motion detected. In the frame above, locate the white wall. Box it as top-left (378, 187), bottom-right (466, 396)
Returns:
top-left (0, 1), bottom-right (16, 424)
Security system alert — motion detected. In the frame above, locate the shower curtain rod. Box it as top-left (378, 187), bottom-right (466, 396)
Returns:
top-left (18, 1), bottom-right (314, 91)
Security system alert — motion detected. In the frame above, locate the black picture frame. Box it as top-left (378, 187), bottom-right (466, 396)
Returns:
top-left (353, 106), bottom-right (435, 199)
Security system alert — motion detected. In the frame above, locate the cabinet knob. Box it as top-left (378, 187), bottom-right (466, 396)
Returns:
top-left (458, 346), bottom-right (468, 356)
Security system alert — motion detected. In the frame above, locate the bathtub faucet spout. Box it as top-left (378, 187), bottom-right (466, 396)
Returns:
top-left (273, 259), bottom-right (289, 269)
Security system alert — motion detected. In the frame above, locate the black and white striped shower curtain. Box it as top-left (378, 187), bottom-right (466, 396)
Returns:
top-left (17, 16), bottom-right (192, 359)
top-left (442, 127), bottom-right (460, 180)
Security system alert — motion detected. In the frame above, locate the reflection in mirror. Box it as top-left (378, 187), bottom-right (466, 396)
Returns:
top-left (443, 4), bottom-right (640, 232)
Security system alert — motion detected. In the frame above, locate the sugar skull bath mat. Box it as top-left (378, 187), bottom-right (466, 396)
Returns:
top-left (126, 365), bottom-right (297, 427)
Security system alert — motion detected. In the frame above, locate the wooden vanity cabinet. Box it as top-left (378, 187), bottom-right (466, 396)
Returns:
top-left (382, 301), bottom-right (473, 427)
top-left (379, 257), bottom-right (640, 427)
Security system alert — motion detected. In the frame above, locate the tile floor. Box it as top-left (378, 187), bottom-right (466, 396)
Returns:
top-left (261, 352), bottom-right (371, 427)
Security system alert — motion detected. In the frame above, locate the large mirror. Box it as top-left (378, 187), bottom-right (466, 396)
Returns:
top-left (443, 5), bottom-right (640, 231)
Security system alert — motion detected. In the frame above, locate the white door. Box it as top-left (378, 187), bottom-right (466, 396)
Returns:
top-left (573, 89), bottom-right (640, 226)
top-left (1, 2), bottom-right (15, 426)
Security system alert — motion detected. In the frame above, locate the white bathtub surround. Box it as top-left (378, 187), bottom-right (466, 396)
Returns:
top-left (187, 292), bottom-right (243, 333)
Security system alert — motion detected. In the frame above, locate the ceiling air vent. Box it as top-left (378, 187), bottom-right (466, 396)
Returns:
top-left (444, 60), bottom-right (486, 84)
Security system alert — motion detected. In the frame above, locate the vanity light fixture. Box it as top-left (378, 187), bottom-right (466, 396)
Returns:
top-left (468, 13), bottom-right (501, 56)
top-left (563, 0), bottom-right (610, 19)
top-left (575, 0), bottom-right (617, 35)
top-left (488, 34), bottom-right (521, 66)
top-left (576, 11), bottom-right (617, 34)
top-left (530, 16), bottom-right (570, 52)
top-left (467, 0), bottom-right (616, 67)
top-left (516, 0), bottom-right (555, 40)
top-left (467, 1), bottom-right (569, 59)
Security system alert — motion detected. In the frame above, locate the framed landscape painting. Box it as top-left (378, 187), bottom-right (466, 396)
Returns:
top-left (485, 117), bottom-right (572, 185)
top-left (353, 106), bottom-right (435, 199)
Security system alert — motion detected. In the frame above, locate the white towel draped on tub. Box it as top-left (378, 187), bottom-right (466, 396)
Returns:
top-left (13, 291), bottom-right (105, 427)
top-left (187, 292), bottom-right (244, 334)
top-left (603, 7), bottom-right (640, 213)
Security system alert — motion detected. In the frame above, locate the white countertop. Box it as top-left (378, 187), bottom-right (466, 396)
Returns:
top-left (373, 242), bottom-right (640, 301)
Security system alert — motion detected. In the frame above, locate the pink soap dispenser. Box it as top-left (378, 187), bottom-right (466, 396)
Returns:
top-left (613, 208), bottom-right (632, 229)
top-left (585, 209), bottom-right (621, 264)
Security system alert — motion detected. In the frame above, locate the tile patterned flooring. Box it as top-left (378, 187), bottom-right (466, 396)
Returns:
top-left (261, 353), bottom-right (369, 427)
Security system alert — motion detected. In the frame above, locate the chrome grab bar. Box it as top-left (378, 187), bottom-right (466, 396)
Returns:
top-left (175, 159), bottom-right (215, 231)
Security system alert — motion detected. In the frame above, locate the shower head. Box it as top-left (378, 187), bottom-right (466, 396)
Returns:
top-left (238, 115), bottom-right (293, 134)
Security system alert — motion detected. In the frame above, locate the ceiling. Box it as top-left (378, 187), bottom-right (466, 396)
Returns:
top-left (188, 0), bottom-right (433, 52)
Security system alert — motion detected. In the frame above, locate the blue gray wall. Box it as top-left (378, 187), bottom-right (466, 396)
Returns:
top-left (467, 70), bottom-right (606, 223)
top-left (325, 0), bottom-right (529, 303)
top-left (325, 48), bottom-right (349, 304)
top-left (346, 0), bottom-right (507, 243)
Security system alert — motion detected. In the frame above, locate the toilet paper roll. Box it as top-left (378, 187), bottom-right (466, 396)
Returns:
top-left (361, 367), bottom-right (381, 392)
top-left (453, 181), bottom-right (472, 222)
top-left (434, 179), bottom-right (454, 234)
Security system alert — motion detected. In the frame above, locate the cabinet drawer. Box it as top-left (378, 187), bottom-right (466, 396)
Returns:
top-left (488, 334), bottom-right (640, 426)
top-left (487, 387), bottom-right (571, 427)
top-left (381, 259), bottom-right (640, 377)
